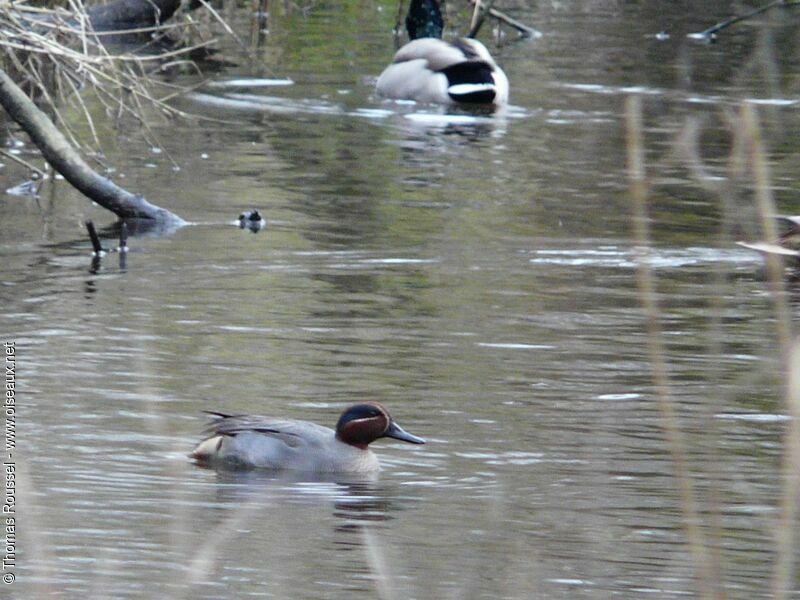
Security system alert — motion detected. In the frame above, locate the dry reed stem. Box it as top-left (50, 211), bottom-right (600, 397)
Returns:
top-left (14, 459), bottom-right (58, 597)
top-left (741, 104), bottom-right (792, 349)
top-left (180, 494), bottom-right (273, 593)
top-left (773, 340), bottom-right (800, 598)
top-left (673, 117), bottom-right (724, 194)
top-left (194, 0), bottom-right (244, 46)
top-left (0, 2), bottom-right (220, 157)
top-left (0, 148), bottom-right (46, 176)
top-left (625, 95), bottom-right (719, 600)
top-left (362, 527), bottom-right (397, 600)
top-left (741, 102), bottom-right (800, 599)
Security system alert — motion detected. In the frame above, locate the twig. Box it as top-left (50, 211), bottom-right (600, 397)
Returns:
top-left (63, 71), bottom-right (101, 147)
top-left (468, 0), bottom-right (496, 38)
top-left (688, 0), bottom-right (800, 41)
top-left (0, 148), bottom-right (46, 177)
top-left (469, 0), bottom-right (542, 38)
top-left (20, 18), bottom-right (189, 37)
top-left (194, 0), bottom-right (260, 62)
top-left (394, 0), bottom-right (406, 37)
top-left (0, 35), bottom-right (218, 65)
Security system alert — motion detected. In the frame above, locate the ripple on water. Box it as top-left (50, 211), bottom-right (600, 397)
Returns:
top-left (476, 342), bottom-right (554, 350)
top-left (528, 245), bottom-right (761, 269)
top-left (188, 91), bottom-right (343, 116)
top-left (715, 413), bottom-right (790, 423)
top-left (206, 78), bottom-right (295, 88)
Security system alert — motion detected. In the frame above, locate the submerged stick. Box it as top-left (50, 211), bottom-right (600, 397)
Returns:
top-left (85, 219), bottom-right (105, 255)
top-left (688, 0), bottom-right (800, 41)
top-left (625, 96), bottom-right (718, 600)
top-left (119, 221), bottom-right (128, 253)
top-left (118, 221), bottom-right (129, 268)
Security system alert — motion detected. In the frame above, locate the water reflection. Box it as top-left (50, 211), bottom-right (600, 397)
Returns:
top-left (206, 468), bottom-right (399, 505)
top-left (389, 111), bottom-right (509, 144)
top-left (191, 80), bottom-right (513, 140)
top-left (182, 468), bottom-right (419, 596)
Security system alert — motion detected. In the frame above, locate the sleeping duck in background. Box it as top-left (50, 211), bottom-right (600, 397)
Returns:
top-left (376, 0), bottom-right (509, 106)
top-left (192, 402), bottom-right (425, 473)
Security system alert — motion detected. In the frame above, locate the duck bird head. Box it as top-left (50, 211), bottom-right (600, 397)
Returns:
top-left (336, 402), bottom-right (426, 449)
top-left (238, 209), bottom-right (266, 232)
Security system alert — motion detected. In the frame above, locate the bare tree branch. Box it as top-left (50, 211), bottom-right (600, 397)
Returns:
top-left (0, 67), bottom-right (183, 224)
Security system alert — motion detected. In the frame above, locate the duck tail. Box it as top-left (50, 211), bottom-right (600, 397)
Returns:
top-left (190, 435), bottom-right (224, 464)
top-left (443, 62), bottom-right (499, 104)
top-left (202, 410), bottom-right (234, 419)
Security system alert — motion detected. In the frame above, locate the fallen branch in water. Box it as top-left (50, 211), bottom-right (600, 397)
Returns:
top-left (0, 68), bottom-right (183, 223)
top-left (688, 0), bottom-right (800, 42)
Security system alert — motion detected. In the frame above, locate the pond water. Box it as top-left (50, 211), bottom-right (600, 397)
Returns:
top-left (2, 1), bottom-right (800, 598)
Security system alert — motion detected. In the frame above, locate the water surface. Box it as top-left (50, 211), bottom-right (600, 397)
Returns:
top-left (1, 1), bottom-right (799, 598)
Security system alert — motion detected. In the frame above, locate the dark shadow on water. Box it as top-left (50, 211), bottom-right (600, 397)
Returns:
top-left (203, 464), bottom-right (379, 486)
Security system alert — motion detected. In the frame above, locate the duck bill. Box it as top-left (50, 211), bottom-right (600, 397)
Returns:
top-left (384, 421), bottom-right (425, 444)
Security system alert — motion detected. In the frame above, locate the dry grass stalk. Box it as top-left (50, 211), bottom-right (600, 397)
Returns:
top-left (638, 94), bottom-right (800, 595)
top-left (773, 340), bottom-right (800, 598)
top-left (0, 2), bottom-right (217, 155)
top-left (625, 95), bottom-right (720, 600)
top-left (362, 527), bottom-right (398, 600)
top-left (739, 103), bottom-right (800, 599)
top-left (740, 104), bottom-right (793, 351)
